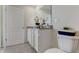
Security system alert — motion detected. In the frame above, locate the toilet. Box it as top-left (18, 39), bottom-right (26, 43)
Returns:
top-left (44, 34), bottom-right (79, 53)
top-left (44, 19), bottom-right (79, 53)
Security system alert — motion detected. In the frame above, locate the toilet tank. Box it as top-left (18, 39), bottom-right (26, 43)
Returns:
top-left (57, 34), bottom-right (79, 52)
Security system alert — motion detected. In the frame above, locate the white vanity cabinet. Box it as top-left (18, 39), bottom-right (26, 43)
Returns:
top-left (27, 28), bottom-right (56, 52)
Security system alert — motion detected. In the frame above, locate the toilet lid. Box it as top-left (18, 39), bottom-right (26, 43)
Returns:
top-left (45, 48), bottom-right (65, 53)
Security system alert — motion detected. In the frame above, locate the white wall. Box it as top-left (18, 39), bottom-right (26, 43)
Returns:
top-left (52, 5), bottom-right (79, 31)
top-left (24, 6), bottom-right (36, 26)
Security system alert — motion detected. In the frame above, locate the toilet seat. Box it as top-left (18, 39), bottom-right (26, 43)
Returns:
top-left (44, 48), bottom-right (65, 53)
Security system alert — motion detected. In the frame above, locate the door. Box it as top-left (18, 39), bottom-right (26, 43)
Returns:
top-left (4, 6), bottom-right (25, 46)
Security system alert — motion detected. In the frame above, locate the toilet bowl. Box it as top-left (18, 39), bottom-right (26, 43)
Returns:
top-left (44, 48), bottom-right (65, 53)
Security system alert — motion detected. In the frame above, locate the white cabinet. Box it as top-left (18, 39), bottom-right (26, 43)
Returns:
top-left (27, 28), bottom-right (56, 52)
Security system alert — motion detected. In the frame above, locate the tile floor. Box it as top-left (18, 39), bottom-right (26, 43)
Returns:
top-left (0, 43), bottom-right (37, 53)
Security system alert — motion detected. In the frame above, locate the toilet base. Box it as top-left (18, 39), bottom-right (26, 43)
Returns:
top-left (44, 48), bottom-right (65, 53)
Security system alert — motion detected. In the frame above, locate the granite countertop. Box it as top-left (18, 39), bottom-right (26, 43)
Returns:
top-left (27, 26), bottom-right (53, 29)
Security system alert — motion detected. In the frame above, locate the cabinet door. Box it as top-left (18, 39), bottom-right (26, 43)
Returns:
top-left (27, 29), bottom-right (32, 45)
top-left (31, 29), bottom-right (34, 47)
top-left (38, 30), bottom-right (54, 52)
top-left (34, 29), bottom-right (39, 52)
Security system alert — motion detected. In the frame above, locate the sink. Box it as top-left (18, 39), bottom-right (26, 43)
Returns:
top-left (58, 30), bottom-right (76, 36)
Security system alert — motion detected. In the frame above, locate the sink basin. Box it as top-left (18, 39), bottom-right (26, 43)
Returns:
top-left (58, 30), bottom-right (76, 36)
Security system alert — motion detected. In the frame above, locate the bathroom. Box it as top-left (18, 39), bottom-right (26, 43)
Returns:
top-left (0, 5), bottom-right (79, 53)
